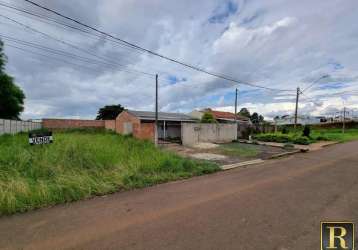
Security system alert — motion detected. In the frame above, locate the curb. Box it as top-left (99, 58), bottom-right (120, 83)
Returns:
top-left (321, 141), bottom-right (340, 147)
top-left (221, 159), bottom-right (264, 170)
top-left (268, 149), bottom-right (303, 159)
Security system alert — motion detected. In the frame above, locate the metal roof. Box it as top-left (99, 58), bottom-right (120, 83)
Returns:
top-left (127, 110), bottom-right (197, 122)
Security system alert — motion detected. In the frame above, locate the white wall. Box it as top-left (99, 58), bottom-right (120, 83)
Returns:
top-left (0, 119), bottom-right (42, 135)
top-left (182, 123), bottom-right (237, 146)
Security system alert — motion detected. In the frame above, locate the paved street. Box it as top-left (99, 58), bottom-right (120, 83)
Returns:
top-left (1, 141), bottom-right (358, 250)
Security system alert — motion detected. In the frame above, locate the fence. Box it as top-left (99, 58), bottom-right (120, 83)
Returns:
top-left (0, 119), bottom-right (42, 135)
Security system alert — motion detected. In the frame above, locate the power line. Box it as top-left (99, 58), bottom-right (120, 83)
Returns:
top-left (0, 13), bottom-right (159, 77)
top-left (0, 34), bottom-right (156, 77)
top-left (0, 4), bottom-right (187, 78)
top-left (22, 0), bottom-right (295, 92)
top-left (0, 13), bottom-right (180, 80)
top-left (6, 43), bottom-right (104, 72)
top-left (0, 2), bottom-right (146, 54)
top-left (301, 74), bottom-right (329, 93)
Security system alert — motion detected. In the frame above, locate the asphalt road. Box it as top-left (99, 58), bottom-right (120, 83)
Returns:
top-left (1, 141), bottom-right (358, 250)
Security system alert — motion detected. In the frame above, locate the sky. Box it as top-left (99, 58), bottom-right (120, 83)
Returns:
top-left (1, 0), bottom-right (358, 120)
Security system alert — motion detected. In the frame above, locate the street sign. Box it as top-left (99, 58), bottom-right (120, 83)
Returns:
top-left (29, 131), bottom-right (53, 145)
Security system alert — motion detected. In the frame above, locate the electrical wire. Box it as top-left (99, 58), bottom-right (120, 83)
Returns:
top-left (0, 34), bottom-right (156, 77)
top-left (21, 0), bottom-right (295, 92)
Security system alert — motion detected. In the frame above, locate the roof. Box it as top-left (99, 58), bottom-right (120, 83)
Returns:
top-left (202, 109), bottom-right (250, 121)
top-left (127, 110), bottom-right (197, 122)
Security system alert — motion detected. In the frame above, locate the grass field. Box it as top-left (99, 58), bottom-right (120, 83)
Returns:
top-left (218, 143), bottom-right (259, 157)
top-left (254, 128), bottom-right (358, 145)
top-left (0, 129), bottom-right (219, 215)
top-left (311, 128), bottom-right (358, 142)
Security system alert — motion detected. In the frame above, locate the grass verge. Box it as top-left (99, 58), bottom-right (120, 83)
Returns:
top-left (218, 143), bottom-right (259, 157)
top-left (311, 128), bottom-right (358, 142)
top-left (253, 128), bottom-right (358, 145)
top-left (0, 130), bottom-right (219, 215)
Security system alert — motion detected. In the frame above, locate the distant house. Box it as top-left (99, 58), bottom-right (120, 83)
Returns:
top-left (274, 115), bottom-right (328, 125)
top-left (115, 110), bottom-right (197, 141)
top-left (188, 108), bottom-right (251, 124)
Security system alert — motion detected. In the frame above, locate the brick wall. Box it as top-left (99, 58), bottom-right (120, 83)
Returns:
top-left (138, 122), bottom-right (155, 140)
top-left (115, 111), bottom-right (155, 141)
top-left (104, 120), bottom-right (116, 131)
top-left (43, 119), bottom-right (105, 129)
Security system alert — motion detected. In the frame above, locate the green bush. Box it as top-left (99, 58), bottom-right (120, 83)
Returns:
top-left (293, 136), bottom-right (310, 145)
top-left (201, 112), bottom-right (216, 123)
top-left (281, 126), bottom-right (289, 134)
top-left (253, 133), bottom-right (313, 145)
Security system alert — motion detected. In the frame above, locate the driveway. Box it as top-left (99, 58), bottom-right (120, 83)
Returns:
top-left (1, 141), bottom-right (358, 250)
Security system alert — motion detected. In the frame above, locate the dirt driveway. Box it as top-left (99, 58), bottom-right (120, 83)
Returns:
top-left (161, 141), bottom-right (294, 164)
top-left (1, 140), bottom-right (357, 250)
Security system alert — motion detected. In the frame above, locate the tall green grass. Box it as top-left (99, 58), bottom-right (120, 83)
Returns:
top-left (311, 128), bottom-right (358, 142)
top-left (0, 130), bottom-right (219, 215)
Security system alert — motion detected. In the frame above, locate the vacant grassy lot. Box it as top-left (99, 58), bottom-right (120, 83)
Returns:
top-left (254, 128), bottom-right (358, 145)
top-left (218, 143), bottom-right (259, 157)
top-left (0, 130), bottom-right (219, 215)
top-left (311, 128), bottom-right (358, 142)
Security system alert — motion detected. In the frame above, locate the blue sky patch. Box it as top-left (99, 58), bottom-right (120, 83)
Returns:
top-left (208, 1), bottom-right (238, 24)
top-left (328, 61), bottom-right (344, 70)
top-left (167, 75), bottom-right (187, 85)
top-left (319, 82), bottom-right (346, 90)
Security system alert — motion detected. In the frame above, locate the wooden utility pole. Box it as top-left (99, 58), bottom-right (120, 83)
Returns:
top-left (155, 74), bottom-right (158, 146)
top-left (234, 88), bottom-right (238, 122)
top-left (294, 87), bottom-right (300, 129)
top-left (342, 107), bottom-right (346, 134)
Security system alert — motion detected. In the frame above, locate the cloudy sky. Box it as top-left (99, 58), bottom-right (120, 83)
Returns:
top-left (1, 0), bottom-right (358, 120)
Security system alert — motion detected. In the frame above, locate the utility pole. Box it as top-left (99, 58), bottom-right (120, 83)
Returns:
top-left (294, 87), bottom-right (300, 129)
top-left (155, 74), bottom-right (158, 146)
top-left (234, 88), bottom-right (238, 122)
top-left (342, 107), bottom-right (346, 134)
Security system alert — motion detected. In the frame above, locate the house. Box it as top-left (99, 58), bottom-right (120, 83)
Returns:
top-left (115, 110), bottom-right (197, 141)
top-left (274, 115), bottom-right (328, 125)
top-left (188, 108), bottom-right (251, 124)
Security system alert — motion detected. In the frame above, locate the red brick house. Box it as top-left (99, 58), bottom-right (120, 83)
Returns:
top-left (115, 110), bottom-right (197, 141)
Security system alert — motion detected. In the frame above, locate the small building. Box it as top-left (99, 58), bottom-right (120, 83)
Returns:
top-left (274, 115), bottom-right (328, 125)
top-left (188, 108), bottom-right (251, 124)
top-left (115, 110), bottom-right (197, 141)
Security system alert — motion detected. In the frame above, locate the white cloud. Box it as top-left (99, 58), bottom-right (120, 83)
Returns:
top-left (1, 0), bottom-right (357, 119)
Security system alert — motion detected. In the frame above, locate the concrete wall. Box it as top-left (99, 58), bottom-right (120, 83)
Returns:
top-left (43, 119), bottom-right (105, 129)
top-left (181, 123), bottom-right (237, 146)
top-left (0, 119), bottom-right (42, 135)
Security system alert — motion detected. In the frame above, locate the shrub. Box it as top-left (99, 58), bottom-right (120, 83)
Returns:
top-left (253, 133), bottom-right (312, 145)
top-left (315, 135), bottom-right (329, 141)
top-left (293, 136), bottom-right (310, 145)
top-left (201, 112), bottom-right (216, 123)
top-left (302, 125), bottom-right (311, 137)
top-left (281, 126), bottom-right (289, 134)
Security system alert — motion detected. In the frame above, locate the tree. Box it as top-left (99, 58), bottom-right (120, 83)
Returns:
top-left (201, 112), bottom-right (216, 123)
top-left (259, 115), bottom-right (264, 123)
top-left (96, 104), bottom-right (124, 120)
top-left (250, 112), bottom-right (260, 124)
top-left (238, 108), bottom-right (250, 118)
top-left (0, 40), bottom-right (25, 120)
